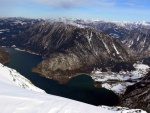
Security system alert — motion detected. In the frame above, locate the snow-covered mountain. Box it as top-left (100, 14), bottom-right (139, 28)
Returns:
top-left (46, 18), bottom-right (150, 30)
top-left (110, 21), bottom-right (150, 30)
top-left (0, 63), bottom-right (147, 113)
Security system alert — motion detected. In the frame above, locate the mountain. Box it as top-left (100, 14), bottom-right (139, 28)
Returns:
top-left (120, 71), bottom-right (150, 113)
top-left (0, 47), bottom-right (10, 63)
top-left (54, 18), bottom-right (150, 54)
top-left (0, 17), bottom-right (150, 54)
top-left (47, 18), bottom-right (150, 30)
top-left (14, 21), bottom-right (135, 83)
top-left (0, 17), bottom-right (40, 46)
top-left (121, 28), bottom-right (150, 54)
top-left (0, 63), bottom-right (147, 113)
top-left (73, 19), bottom-right (150, 54)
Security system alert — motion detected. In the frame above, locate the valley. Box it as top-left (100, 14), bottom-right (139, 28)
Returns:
top-left (0, 17), bottom-right (150, 112)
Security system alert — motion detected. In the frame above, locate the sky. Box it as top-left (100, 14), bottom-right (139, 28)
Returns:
top-left (0, 0), bottom-right (150, 21)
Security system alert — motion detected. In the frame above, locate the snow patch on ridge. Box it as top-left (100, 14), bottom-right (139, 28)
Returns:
top-left (113, 44), bottom-right (119, 54)
top-left (102, 40), bottom-right (110, 54)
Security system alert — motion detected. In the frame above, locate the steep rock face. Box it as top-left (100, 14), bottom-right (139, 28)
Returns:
top-left (120, 72), bottom-right (150, 112)
top-left (17, 21), bottom-right (77, 56)
top-left (122, 28), bottom-right (150, 54)
top-left (0, 47), bottom-right (10, 63)
top-left (16, 21), bottom-right (135, 83)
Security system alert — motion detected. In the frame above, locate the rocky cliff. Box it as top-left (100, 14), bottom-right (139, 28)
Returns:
top-left (0, 47), bottom-right (10, 63)
top-left (122, 28), bottom-right (150, 54)
top-left (120, 71), bottom-right (150, 113)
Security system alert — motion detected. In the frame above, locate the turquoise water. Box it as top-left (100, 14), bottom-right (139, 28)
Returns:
top-left (4, 47), bottom-right (119, 106)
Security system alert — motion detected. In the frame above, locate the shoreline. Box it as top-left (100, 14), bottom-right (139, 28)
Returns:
top-left (3, 46), bottom-right (41, 56)
top-left (14, 48), bottom-right (40, 56)
top-left (32, 67), bottom-right (93, 84)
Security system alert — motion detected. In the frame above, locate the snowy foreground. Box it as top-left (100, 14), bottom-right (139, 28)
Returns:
top-left (92, 63), bottom-right (150, 95)
top-left (0, 64), bottom-right (147, 113)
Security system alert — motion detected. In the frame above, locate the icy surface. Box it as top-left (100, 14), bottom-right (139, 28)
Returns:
top-left (0, 63), bottom-right (147, 113)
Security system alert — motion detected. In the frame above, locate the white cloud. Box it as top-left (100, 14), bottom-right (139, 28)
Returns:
top-left (31, 0), bottom-right (116, 8)
top-left (0, 0), bottom-right (116, 10)
top-left (97, 2), bottom-right (116, 7)
top-left (31, 0), bottom-right (87, 8)
top-left (124, 2), bottom-right (136, 6)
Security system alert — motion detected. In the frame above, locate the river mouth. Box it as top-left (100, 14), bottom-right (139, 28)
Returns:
top-left (4, 47), bottom-right (119, 106)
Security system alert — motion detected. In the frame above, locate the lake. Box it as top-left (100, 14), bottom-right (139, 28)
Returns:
top-left (4, 47), bottom-right (119, 106)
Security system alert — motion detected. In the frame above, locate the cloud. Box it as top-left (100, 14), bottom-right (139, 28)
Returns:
top-left (94, 1), bottom-right (116, 7)
top-left (31, 0), bottom-right (116, 9)
top-left (31, 0), bottom-right (86, 8)
top-left (0, 0), bottom-right (117, 10)
top-left (124, 2), bottom-right (136, 6)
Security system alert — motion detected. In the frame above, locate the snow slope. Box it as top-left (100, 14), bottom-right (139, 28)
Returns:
top-left (0, 64), bottom-right (147, 113)
top-left (0, 64), bottom-right (44, 93)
